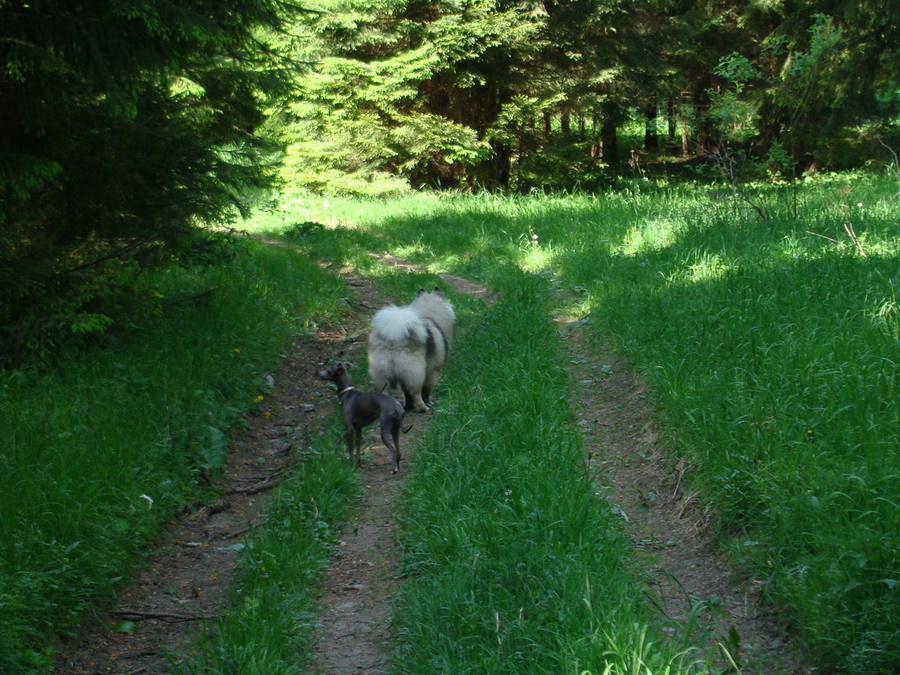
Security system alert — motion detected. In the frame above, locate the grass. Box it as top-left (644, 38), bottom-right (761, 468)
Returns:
top-left (0, 237), bottom-right (346, 673)
top-left (265, 169), bottom-right (899, 671)
top-left (4, 167), bottom-right (898, 673)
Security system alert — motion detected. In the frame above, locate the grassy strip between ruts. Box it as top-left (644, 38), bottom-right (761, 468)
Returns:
top-left (391, 269), bottom-right (699, 674)
top-left (176, 445), bottom-right (359, 674)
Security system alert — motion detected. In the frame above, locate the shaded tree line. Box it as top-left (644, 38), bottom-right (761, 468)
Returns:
top-left (2, 0), bottom-right (898, 361)
top-left (0, 0), bottom-right (298, 362)
top-left (273, 0), bottom-right (899, 193)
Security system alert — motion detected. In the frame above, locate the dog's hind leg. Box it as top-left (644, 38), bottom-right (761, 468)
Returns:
top-left (381, 424), bottom-right (400, 475)
top-left (349, 428), bottom-right (363, 467)
top-left (344, 429), bottom-right (355, 464)
top-left (379, 406), bottom-right (402, 474)
top-left (422, 371), bottom-right (439, 404)
top-left (400, 380), bottom-right (427, 413)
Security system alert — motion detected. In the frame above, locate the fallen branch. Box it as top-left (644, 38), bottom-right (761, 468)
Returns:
top-left (110, 609), bottom-right (218, 623)
top-left (226, 475), bottom-right (279, 495)
top-left (226, 523), bottom-right (258, 539)
top-left (805, 230), bottom-right (840, 244)
top-left (843, 223), bottom-right (868, 257)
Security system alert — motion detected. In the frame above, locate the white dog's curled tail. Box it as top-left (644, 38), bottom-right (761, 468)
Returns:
top-left (371, 305), bottom-right (428, 346)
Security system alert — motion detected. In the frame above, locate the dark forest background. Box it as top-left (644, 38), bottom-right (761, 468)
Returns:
top-left (2, 0), bottom-right (898, 362)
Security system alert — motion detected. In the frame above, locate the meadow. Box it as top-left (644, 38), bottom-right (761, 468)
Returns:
top-left (267, 170), bottom-right (899, 671)
top-left (1, 169), bottom-right (898, 673)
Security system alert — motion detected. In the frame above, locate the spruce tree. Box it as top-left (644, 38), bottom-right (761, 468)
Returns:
top-left (0, 0), bottom-right (295, 361)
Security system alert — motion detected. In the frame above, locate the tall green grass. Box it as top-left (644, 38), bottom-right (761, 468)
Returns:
top-left (392, 271), bottom-right (695, 673)
top-left (0, 238), bottom-right (345, 672)
top-left (573, 188), bottom-right (900, 672)
top-left (271, 171), bottom-right (899, 671)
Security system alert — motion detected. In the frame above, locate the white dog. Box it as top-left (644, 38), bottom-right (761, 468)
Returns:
top-left (367, 287), bottom-right (455, 413)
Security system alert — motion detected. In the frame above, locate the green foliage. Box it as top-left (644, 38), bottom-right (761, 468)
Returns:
top-left (266, 0), bottom-right (667, 194)
top-left (0, 0), bottom-right (295, 360)
top-left (267, 3), bottom-right (509, 195)
top-left (708, 55), bottom-right (763, 143)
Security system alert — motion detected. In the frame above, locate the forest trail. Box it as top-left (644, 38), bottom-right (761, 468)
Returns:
top-left (305, 266), bottom-right (489, 674)
top-left (56, 262), bottom-right (811, 674)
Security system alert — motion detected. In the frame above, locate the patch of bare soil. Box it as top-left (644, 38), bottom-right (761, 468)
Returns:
top-left (559, 317), bottom-right (813, 673)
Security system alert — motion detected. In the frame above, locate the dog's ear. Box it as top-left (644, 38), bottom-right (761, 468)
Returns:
top-left (339, 361), bottom-right (352, 371)
top-left (416, 288), bottom-right (426, 296)
top-left (432, 286), bottom-right (443, 296)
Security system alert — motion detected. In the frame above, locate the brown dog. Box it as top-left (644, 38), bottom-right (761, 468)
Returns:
top-left (317, 361), bottom-right (405, 474)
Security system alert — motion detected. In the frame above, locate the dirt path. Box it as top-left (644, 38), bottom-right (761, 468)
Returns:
top-left (54, 264), bottom-right (810, 674)
top-left (53, 275), bottom-right (391, 674)
top-left (304, 268), bottom-right (492, 675)
top-left (559, 317), bottom-right (812, 673)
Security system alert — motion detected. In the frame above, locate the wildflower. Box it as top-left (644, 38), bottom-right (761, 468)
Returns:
top-left (233, 348), bottom-right (241, 355)
top-left (806, 429), bottom-right (815, 441)
top-left (264, 411), bottom-right (272, 420)
top-left (256, 395), bottom-right (264, 403)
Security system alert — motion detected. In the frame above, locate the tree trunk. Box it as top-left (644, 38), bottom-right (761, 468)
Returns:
top-left (692, 82), bottom-right (714, 152)
top-left (644, 103), bottom-right (658, 151)
top-left (667, 99), bottom-right (677, 146)
top-left (590, 111), bottom-right (601, 158)
top-left (491, 140), bottom-right (511, 189)
top-left (600, 101), bottom-right (621, 165)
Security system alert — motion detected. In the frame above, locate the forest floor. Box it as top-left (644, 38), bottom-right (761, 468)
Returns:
top-left (54, 260), bottom-right (812, 675)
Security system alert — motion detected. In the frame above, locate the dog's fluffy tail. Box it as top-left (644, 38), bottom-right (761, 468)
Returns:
top-left (371, 306), bottom-right (428, 347)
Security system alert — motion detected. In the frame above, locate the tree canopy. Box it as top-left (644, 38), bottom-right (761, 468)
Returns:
top-left (2, 0), bottom-right (898, 360)
top-left (0, 0), bottom-right (296, 360)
